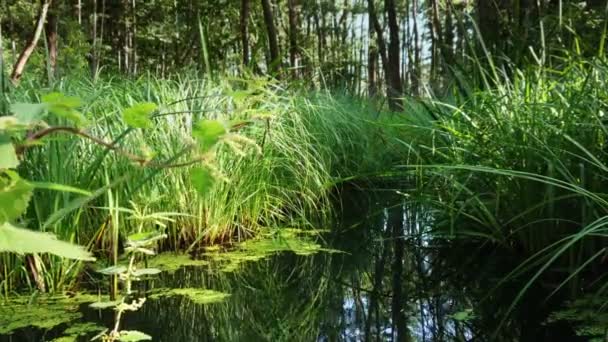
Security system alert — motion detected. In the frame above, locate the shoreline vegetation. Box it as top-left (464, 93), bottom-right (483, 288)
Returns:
top-left (2, 0), bottom-right (608, 339)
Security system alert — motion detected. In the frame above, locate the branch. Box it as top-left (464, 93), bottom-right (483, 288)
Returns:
top-left (16, 126), bottom-right (207, 169)
top-left (17, 126), bottom-right (148, 164)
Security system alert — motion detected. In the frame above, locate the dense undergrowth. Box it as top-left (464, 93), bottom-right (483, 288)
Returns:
top-left (3, 55), bottom-right (608, 328)
top-left (1, 74), bottom-right (428, 293)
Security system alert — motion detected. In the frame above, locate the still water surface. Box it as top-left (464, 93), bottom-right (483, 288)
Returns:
top-left (0, 192), bottom-right (585, 341)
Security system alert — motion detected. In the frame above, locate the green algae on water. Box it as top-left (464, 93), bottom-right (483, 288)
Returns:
top-left (203, 228), bottom-right (340, 272)
top-left (547, 295), bottom-right (608, 341)
top-left (145, 252), bottom-right (210, 273)
top-left (51, 323), bottom-right (106, 342)
top-left (0, 293), bottom-right (104, 334)
top-left (149, 288), bottom-right (230, 304)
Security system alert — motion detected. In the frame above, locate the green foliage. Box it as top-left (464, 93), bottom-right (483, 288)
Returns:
top-left (41, 92), bottom-right (86, 125)
top-left (190, 166), bottom-right (214, 196)
top-left (122, 103), bottom-right (157, 129)
top-left (192, 119), bottom-right (226, 152)
top-left (0, 134), bottom-right (19, 169)
top-left (9, 103), bottom-right (47, 126)
top-left (0, 171), bottom-right (32, 221)
top-left (0, 222), bottom-right (94, 260)
top-left (92, 230), bottom-right (167, 340)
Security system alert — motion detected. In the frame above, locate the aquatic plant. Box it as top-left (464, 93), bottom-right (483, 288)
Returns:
top-left (90, 231), bottom-right (167, 341)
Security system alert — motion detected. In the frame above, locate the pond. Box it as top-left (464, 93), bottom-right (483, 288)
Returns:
top-left (0, 190), bottom-right (593, 341)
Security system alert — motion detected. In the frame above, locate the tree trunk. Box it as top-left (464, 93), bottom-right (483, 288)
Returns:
top-left (385, 0), bottom-right (403, 110)
top-left (10, 0), bottom-right (53, 84)
top-left (45, 3), bottom-right (58, 78)
top-left (261, 0), bottom-right (280, 74)
top-left (410, 0), bottom-right (420, 96)
top-left (367, 0), bottom-right (388, 69)
top-left (240, 0), bottom-right (251, 66)
top-left (287, 0), bottom-right (298, 78)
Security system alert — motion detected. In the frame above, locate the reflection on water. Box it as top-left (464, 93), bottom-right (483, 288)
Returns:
top-left (0, 191), bottom-right (584, 341)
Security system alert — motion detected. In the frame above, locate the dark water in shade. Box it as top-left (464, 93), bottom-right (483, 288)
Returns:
top-left (0, 191), bottom-right (587, 342)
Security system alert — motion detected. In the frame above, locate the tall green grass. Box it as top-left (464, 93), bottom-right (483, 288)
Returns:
top-left (1, 73), bottom-right (424, 293)
top-left (397, 56), bottom-right (608, 329)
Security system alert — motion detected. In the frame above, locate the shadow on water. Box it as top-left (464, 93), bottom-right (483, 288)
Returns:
top-left (0, 190), bottom-right (586, 341)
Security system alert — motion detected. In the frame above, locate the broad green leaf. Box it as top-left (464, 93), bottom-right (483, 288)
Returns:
top-left (97, 265), bottom-right (127, 275)
top-left (42, 93), bottom-right (86, 126)
top-left (0, 134), bottom-right (19, 169)
top-left (0, 222), bottom-right (95, 260)
top-left (118, 330), bottom-right (152, 341)
top-left (122, 103), bottom-right (157, 129)
top-left (0, 170), bottom-right (33, 222)
top-left (192, 119), bottom-right (226, 151)
top-left (131, 268), bottom-right (162, 277)
top-left (10, 103), bottom-right (47, 126)
top-left (42, 93), bottom-right (82, 108)
top-left (190, 166), bottom-right (214, 196)
top-left (89, 300), bottom-right (122, 309)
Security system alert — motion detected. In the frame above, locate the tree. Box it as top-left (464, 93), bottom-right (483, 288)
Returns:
top-left (261, 0), bottom-right (280, 74)
top-left (385, 0), bottom-right (403, 110)
top-left (45, 2), bottom-right (58, 78)
top-left (368, 0), bottom-right (402, 110)
top-left (10, 0), bottom-right (53, 84)
top-left (241, 0), bottom-right (251, 66)
top-left (287, 0), bottom-right (299, 78)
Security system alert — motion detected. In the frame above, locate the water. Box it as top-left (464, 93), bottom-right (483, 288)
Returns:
top-left (0, 191), bottom-right (587, 341)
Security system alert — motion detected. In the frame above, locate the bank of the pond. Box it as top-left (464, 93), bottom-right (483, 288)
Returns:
top-left (3, 75), bottom-right (431, 293)
top-left (4, 56), bottom-right (608, 335)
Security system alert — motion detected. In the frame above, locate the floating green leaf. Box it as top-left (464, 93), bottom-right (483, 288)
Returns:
top-left (192, 119), bottom-right (226, 151)
top-left (97, 265), bottom-right (127, 275)
top-left (42, 92), bottom-right (86, 125)
top-left (0, 171), bottom-right (33, 222)
top-left (118, 330), bottom-right (152, 341)
top-left (0, 222), bottom-right (95, 260)
top-left (122, 103), bottom-right (157, 129)
top-left (190, 166), bottom-right (214, 196)
top-left (0, 134), bottom-right (19, 169)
